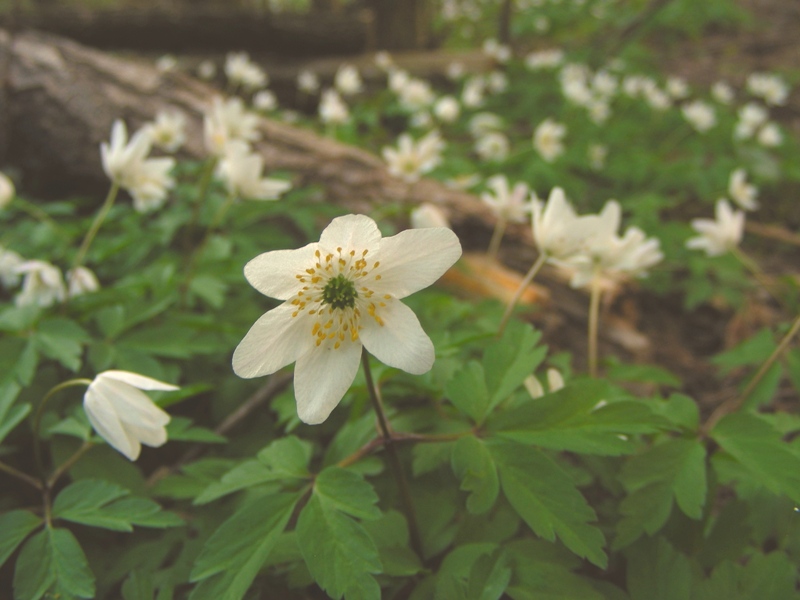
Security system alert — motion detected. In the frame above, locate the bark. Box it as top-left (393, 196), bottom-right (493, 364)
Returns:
top-left (367, 0), bottom-right (432, 51)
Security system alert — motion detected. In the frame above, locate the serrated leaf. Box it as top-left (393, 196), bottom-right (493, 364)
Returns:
top-left (711, 328), bottom-right (775, 373)
top-left (466, 549), bottom-right (511, 600)
top-left (484, 323), bottom-right (547, 408)
top-left (614, 437), bottom-right (707, 549)
top-left (34, 318), bottom-right (90, 372)
top-left (166, 417), bottom-right (226, 443)
top-left (0, 403), bottom-right (31, 446)
top-left (0, 305), bottom-right (41, 332)
top-left (489, 380), bottom-right (666, 455)
top-left (626, 538), bottom-right (691, 600)
top-left (53, 480), bottom-right (129, 527)
top-left (606, 361), bottom-right (681, 387)
top-left (315, 467), bottom-right (381, 521)
top-left (711, 412), bottom-right (800, 502)
top-left (189, 492), bottom-right (300, 598)
top-left (13, 527), bottom-right (95, 600)
top-left (363, 511), bottom-right (421, 577)
top-left (652, 393), bottom-right (700, 431)
top-left (0, 511), bottom-right (41, 570)
top-left (445, 361), bottom-right (490, 423)
top-left (297, 493), bottom-right (382, 600)
top-left (435, 543), bottom-right (498, 599)
top-left (195, 436), bottom-right (312, 504)
top-left (451, 436), bottom-right (499, 514)
top-left (489, 439), bottom-right (607, 568)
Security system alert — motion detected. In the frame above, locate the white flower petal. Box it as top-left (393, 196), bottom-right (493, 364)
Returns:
top-left (318, 215), bottom-right (382, 255)
top-left (94, 378), bottom-right (171, 429)
top-left (293, 341), bottom-right (362, 424)
top-left (84, 388), bottom-right (139, 460)
top-left (232, 302), bottom-right (315, 378)
top-left (371, 228), bottom-right (461, 298)
top-left (124, 422), bottom-right (168, 448)
top-left (100, 370), bottom-right (179, 391)
top-left (243, 243), bottom-right (317, 300)
top-left (359, 299), bottom-right (434, 374)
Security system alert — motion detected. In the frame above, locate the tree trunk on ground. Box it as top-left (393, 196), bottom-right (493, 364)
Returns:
top-left (367, 0), bottom-right (432, 51)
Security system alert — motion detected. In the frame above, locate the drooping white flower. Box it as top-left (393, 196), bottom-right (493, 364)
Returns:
top-left (14, 260), bottom-right (66, 308)
top-left (203, 97), bottom-right (262, 156)
top-left (66, 266), bottom-right (100, 298)
top-left (217, 140), bottom-right (292, 201)
top-left (225, 52), bottom-right (268, 91)
top-left (297, 69), bottom-right (320, 94)
top-left (533, 118), bottom-right (566, 162)
top-left (681, 100), bottom-right (716, 133)
top-left (410, 204), bottom-right (450, 229)
top-left (334, 64), bottom-right (363, 96)
top-left (0, 172), bottom-right (14, 209)
top-left (481, 175), bottom-right (533, 223)
top-left (318, 89), bottom-right (350, 125)
top-left (232, 214), bottom-right (462, 424)
top-left (686, 198), bottom-right (744, 257)
top-left (83, 370), bottom-right (176, 461)
top-left (728, 169), bottom-right (758, 211)
top-left (433, 96), bottom-right (461, 123)
top-left (474, 132), bottom-right (510, 162)
top-left (0, 246), bottom-right (24, 288)
top-left (382, 131), bottom-right (444, 183)
top-left (144, 110), bottom-right (187, 153)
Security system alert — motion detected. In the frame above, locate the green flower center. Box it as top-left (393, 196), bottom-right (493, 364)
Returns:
top-left (321, 274), bottom-right (358, 310)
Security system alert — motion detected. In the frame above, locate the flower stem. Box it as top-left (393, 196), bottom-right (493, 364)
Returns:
top-left (588, 270), bottom-right (603, 378)
top-left (72, 181), bottom-right (120, 271)
top-left (184, 156), bottom-right (218, 250)
top-left (486, 216), bottom-right (507, 261)
top-left (361, 350), bottom-right (424, 558)
top-left (498, 251), bottom-right (547, 335)
top-left (32, 379), bottom-right (92, 478)
top-left (47, 442), bottom-right (93, 489)
top-left (703, 311), bottom-right (800, 435)
top-left (0, 459), bottom-right (43, 490)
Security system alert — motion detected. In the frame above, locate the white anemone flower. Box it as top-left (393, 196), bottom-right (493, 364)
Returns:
top-left (225, 52), bottom-right (268, 91)
top-left (334, 64), bottom-right (363, 96)
top-left (297, 69), bottom-right (320, 94)
top-left (318, 89), bottom-right (350, 125)
top-left (410, 204), bottom-right (450, 229)
top-left (144, 110), bottom-right (187, 153)
top-left (83, 370), bottom-right (176, 461)
top-left (0, 246), bottom-right (24, 288)
top-left (728, 169), bottom-right (758, 211)
top-left (711, 81), bottom-right (734, 104)
top-left (397, 78), bottom-right (435, 112)
top-left (232, 214), bottom-right (462, 424)
top-left (203, 97), bottom-right (262, 156)
top-left (218, 141), bottom-right (292, 201)
top-left (0, 172), bottom-right (14, 209)
top-left (681, 100), bottom-right (716, 133)
top-left (686, 199), bottom-right (744, 257)
top-left (533, 118), bottom-right (566, 162)
top-left (382, 131), bottom-right (444, 183)
top-left (531, 187), bottom-right (600, 260)
top-left (14, 260), bottom-right (66, 308)
top-left (757, 122), bottom-right (782, 147)
top-left (475, 132), bottom-right (510, 162)
top-left (67, 266), bottom-right (100, 298)
top-left (481, 175), bottom-right (533, 223)
top-left (253, 90), bottom-right (278, 112)
top-left (433, 96), bottom-right (460, 123)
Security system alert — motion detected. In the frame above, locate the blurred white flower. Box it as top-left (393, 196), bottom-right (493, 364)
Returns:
top-left (409, 110), bottom-right (433, 129)
top-left (746, 72), bottom-right (789, 106)
top-left (533, 118), bottom-right (566, 162)
top-left (524, 368), bottom-right (565, 398)
top-left (734, 102), bottom-right (768, 140)
top-left (83, 370), bottom-right (176, 461)
top-left (462, 76), bottom-right (486, 108)
top-left (101, 120), bottom-right (175, 213)
top-left (197, 60), bottom-right (217, 80)
top-left (144, 110), bottom-right (186, 153)
top-left (67, 266), bottom-right (100, 298)
top-left (411, 203), bottom-right (450, 229)
top-left (532, 188), bottom-right (598, 260)
top-left (446, 62), bottom-right (466, 81)
top-left (155, 54), bottom-right (177, 73)
top-left (728, 169), bottom-right (758, 211)
top-left (397, 77), bottom-right (435, 112)
top-left (0, 172), bottom-right (14, 209)
top-left (469, 112), bottom-right (503, 138)
top-left (481, 175), bottom-right (533, 223)
top-left (681, 100), bottom-right (716, 133)
top-left (433, 96), bottom-right (461, 123)
top-left (382, 131), bottom-right (444, 183)
top-left (374, 51), bottom-right (394, 71)
top-left (318, 89), bottom-right (350, 125)
top-left (225, 52), bottom-right (268, 91)
top-left (204, 96), bottom-right (262, 156)
top-left (757, 122), bottom-right (782, 147)
top-left (475, 131), bottom-right (510, 162)
top-left (218, 140), bottom-right (292, 201)
top-left (711, 81), bottom-right (734, 104)
top-left (0, 246), bottom-right (24, 288)
top-left (525, 49), bottom-right (564, 70)
top-left (389, 69), bottom-right (411, 93)
top-left (686, 199), bottom-right (744, 256)
top-left (14, 260), bottom-right (66, 307)
top-left (482, 38), bottom-right (511, 63)
top-left (487, 71), bottom-right (509, 94)
top-left (253, 90), bottom-right (278, 112)
top-left (232, 214), bottom-right (461, 424)
top-left (642, 82), bottom-right (671, 111)
top-left (666, 76), bottom-right (689, 99)
top-left (334, 64), bottom-right (363, 96)
top-left (297, 69), bottom-right (320, 94)
top-left (588, 144), bottom-right (607, 171)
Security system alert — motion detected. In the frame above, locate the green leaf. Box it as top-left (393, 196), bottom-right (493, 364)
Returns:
top-left (451, 435), bottom-right (499, 514)
top-left (34, 318), bottom-right (90, 372)
top-left (189, 275), bottom-right (228, 308)
top-left (195, 436), bottom-right (312, 504)
top-left (0, 305), bottom-right (41, 332)
top-left (489, 439), bottom-right (607, 568)
top-left (614, 437), bottom-right (707, 549)
top-left (711, 328), bottom-right (776, 373)
top-left (466, 549), bottom-right (511, 600)
top-left (362, 511), bottom-right (421, 577)
top-left (652, 393), bottom-right (700, 431)
top-left (314, 467), bottom-right (382, 521)
top-left (189, 492), bottom-right (301, 599)
top-left (606, 361), bottom-right (681, 387)
top-left (489, 380), bottom-right (666, 455)
top-left (0, 511), bottom-right (42, 570)
top-left (711, 412), bottom-right (800, 502)
top-left (445, 361), bottom-right (490, 423)
top-left (13, 527), bottom-right (95, 600)
top-left (297, 488), bottom-right (382, 600)
top-left (483, 323), bottom-right (547, 409)
top-left (435, 543), bottom-right (498, 599)
top-left (627, 538), bottom-right (692, 600)
top-left (166, 417), bottom-right (226, 443)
